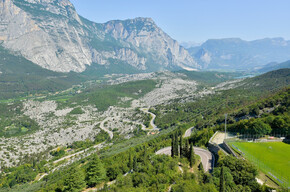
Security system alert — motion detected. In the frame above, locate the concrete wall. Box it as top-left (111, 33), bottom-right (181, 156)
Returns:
top-left (222, 142), bottom-right (237, 157)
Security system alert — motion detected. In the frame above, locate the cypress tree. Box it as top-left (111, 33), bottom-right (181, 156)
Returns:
top-left (189, 143), bottom-right (195, 167)
top-left (219, 166), bottom-right (225, 192)
top-left (179, 134), bottom-right (183, 157)
top-left (171, 134), bottom-right (175, 157)
top-left (185, 139), bottom-right (189, 158)
top-left (174, 132), bottom-right (179, 156)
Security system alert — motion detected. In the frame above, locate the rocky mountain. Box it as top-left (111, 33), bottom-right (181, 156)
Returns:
top-left (188, 38), bottom-right (290, 70)
top-left (0, 0), bottom-right (199, 73)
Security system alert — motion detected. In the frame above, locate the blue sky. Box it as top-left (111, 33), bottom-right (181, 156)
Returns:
top-left (70, 0), bottom-right (290, 43)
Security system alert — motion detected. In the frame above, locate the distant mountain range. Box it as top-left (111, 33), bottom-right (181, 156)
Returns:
top-left (0, 0), bottom-right (199, 73)
top-left (0, 0), bottom-right (290, 76)
top-left (255, 60), bottom-right (290, 73)
top-left (187, 38), bottom-right (290, 70)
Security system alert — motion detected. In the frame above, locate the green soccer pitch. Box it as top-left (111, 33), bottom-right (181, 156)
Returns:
top-left (229, 141), bottom-right (290, 187)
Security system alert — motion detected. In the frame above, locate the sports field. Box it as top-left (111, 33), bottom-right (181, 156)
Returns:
top-left (230, 142), bottom-right (290, 186)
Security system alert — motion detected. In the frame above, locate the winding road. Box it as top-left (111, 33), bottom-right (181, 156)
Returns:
top-left (53, 118), bottom-right (113, 165)
top-left (184, 127), bottom-right (194, 138)
top-left (155, 146), bottom-right (213, 172)
top-left (140, 108), bottom-right (159, 131)
top-left (99, 118), bottom-right (114, 139)
top-left (155, 126), bottom-right (214, 172)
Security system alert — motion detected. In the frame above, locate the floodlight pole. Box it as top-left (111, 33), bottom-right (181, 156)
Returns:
top-left (225, 114), bottom-right (227, 140)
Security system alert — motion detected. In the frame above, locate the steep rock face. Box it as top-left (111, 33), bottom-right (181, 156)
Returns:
top-left (0, 0), bottom-right (198, 73)
top-left (0, 0), bottom-right (92, 72)
top-left (103, 18), bottom-right (198, 70)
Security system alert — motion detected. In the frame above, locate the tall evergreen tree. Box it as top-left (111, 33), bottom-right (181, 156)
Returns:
top-left (185, 139), bottom-right (189, 158)
top-left (133, 155), bottom-right (138, 172)
top-left (219, 166), bottom-right (225, 192)
top-left (64, 166), bottom-right (86, 192)
top-left (171, 134), bottom-right (175, 157)
top-left (189, 143), bottom-right (195, 167)
top-left (86, 155), bottom-right (106, 187)
top-left (174, 132), bottom-right (179, 156)
top-left (179, 134), bottom-right (183, 157)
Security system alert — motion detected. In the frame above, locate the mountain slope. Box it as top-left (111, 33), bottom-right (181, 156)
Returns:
top-left (0, 45), bottom-right (85, 99)
top-left (256, 60), bottom-right (290, 73)
top-left (188, 38), bottom-right (290, 70)
top-left (0, 0), bottom-right (198, 73)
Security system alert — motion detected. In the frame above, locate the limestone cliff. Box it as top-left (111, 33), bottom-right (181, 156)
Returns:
top-left (0, 0), bottom-right (199, 72)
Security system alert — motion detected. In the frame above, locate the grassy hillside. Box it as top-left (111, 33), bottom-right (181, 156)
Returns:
top-left (243, 68), bottom-right (290, 92)
top-left (154, 69), bottom-right (290, 130)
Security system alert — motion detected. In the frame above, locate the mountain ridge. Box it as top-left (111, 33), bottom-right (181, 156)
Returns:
top-left (188, 37), bottom-right (290, 70)
top-left (0, 0), bottom-right (199, 73)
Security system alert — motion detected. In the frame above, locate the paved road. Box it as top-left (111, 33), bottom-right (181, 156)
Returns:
top-left (100, 118), bottom-right (114, 139)
top-left (184, 127), bottom-right (194, 138)
top-left (140, 108), bottom-right (159, 131)
top-left (37, 173), bottom-right (48, 181)
top-left (155, 146), bottom-right (213, 172)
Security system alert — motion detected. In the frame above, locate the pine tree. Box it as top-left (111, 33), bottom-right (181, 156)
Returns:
top-left (86, 155), bottom-right (106, 187)
top-left (179, 134), bottom-right (183, 157)
top-left (64, 166), bottom-right (86, 192)
top-left (189, 143), bottom-right (195, 167)
top-left (219, 166), bottom-right (225, 192)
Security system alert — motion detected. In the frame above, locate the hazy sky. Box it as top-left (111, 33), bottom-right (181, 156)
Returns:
top-left (70, 0), bottom-right (290, 43)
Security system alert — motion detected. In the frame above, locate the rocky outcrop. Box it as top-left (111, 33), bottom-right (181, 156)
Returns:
top-left (103, 18), bottom-right (198, 70)
top-left (0, 0), bottom-right (92, 72)
top-left (0, 0), bottom-right (199, 72)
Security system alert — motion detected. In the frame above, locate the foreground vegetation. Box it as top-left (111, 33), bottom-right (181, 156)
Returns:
top-left (0, 127), bottom-right (265, 192)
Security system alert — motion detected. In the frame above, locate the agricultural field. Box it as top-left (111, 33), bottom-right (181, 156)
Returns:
top-left (229, 141), bottom-right (290, 187)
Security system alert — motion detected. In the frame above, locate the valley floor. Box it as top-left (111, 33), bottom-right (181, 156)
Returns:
top-left (0, 72), bottom-right (242, 168)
